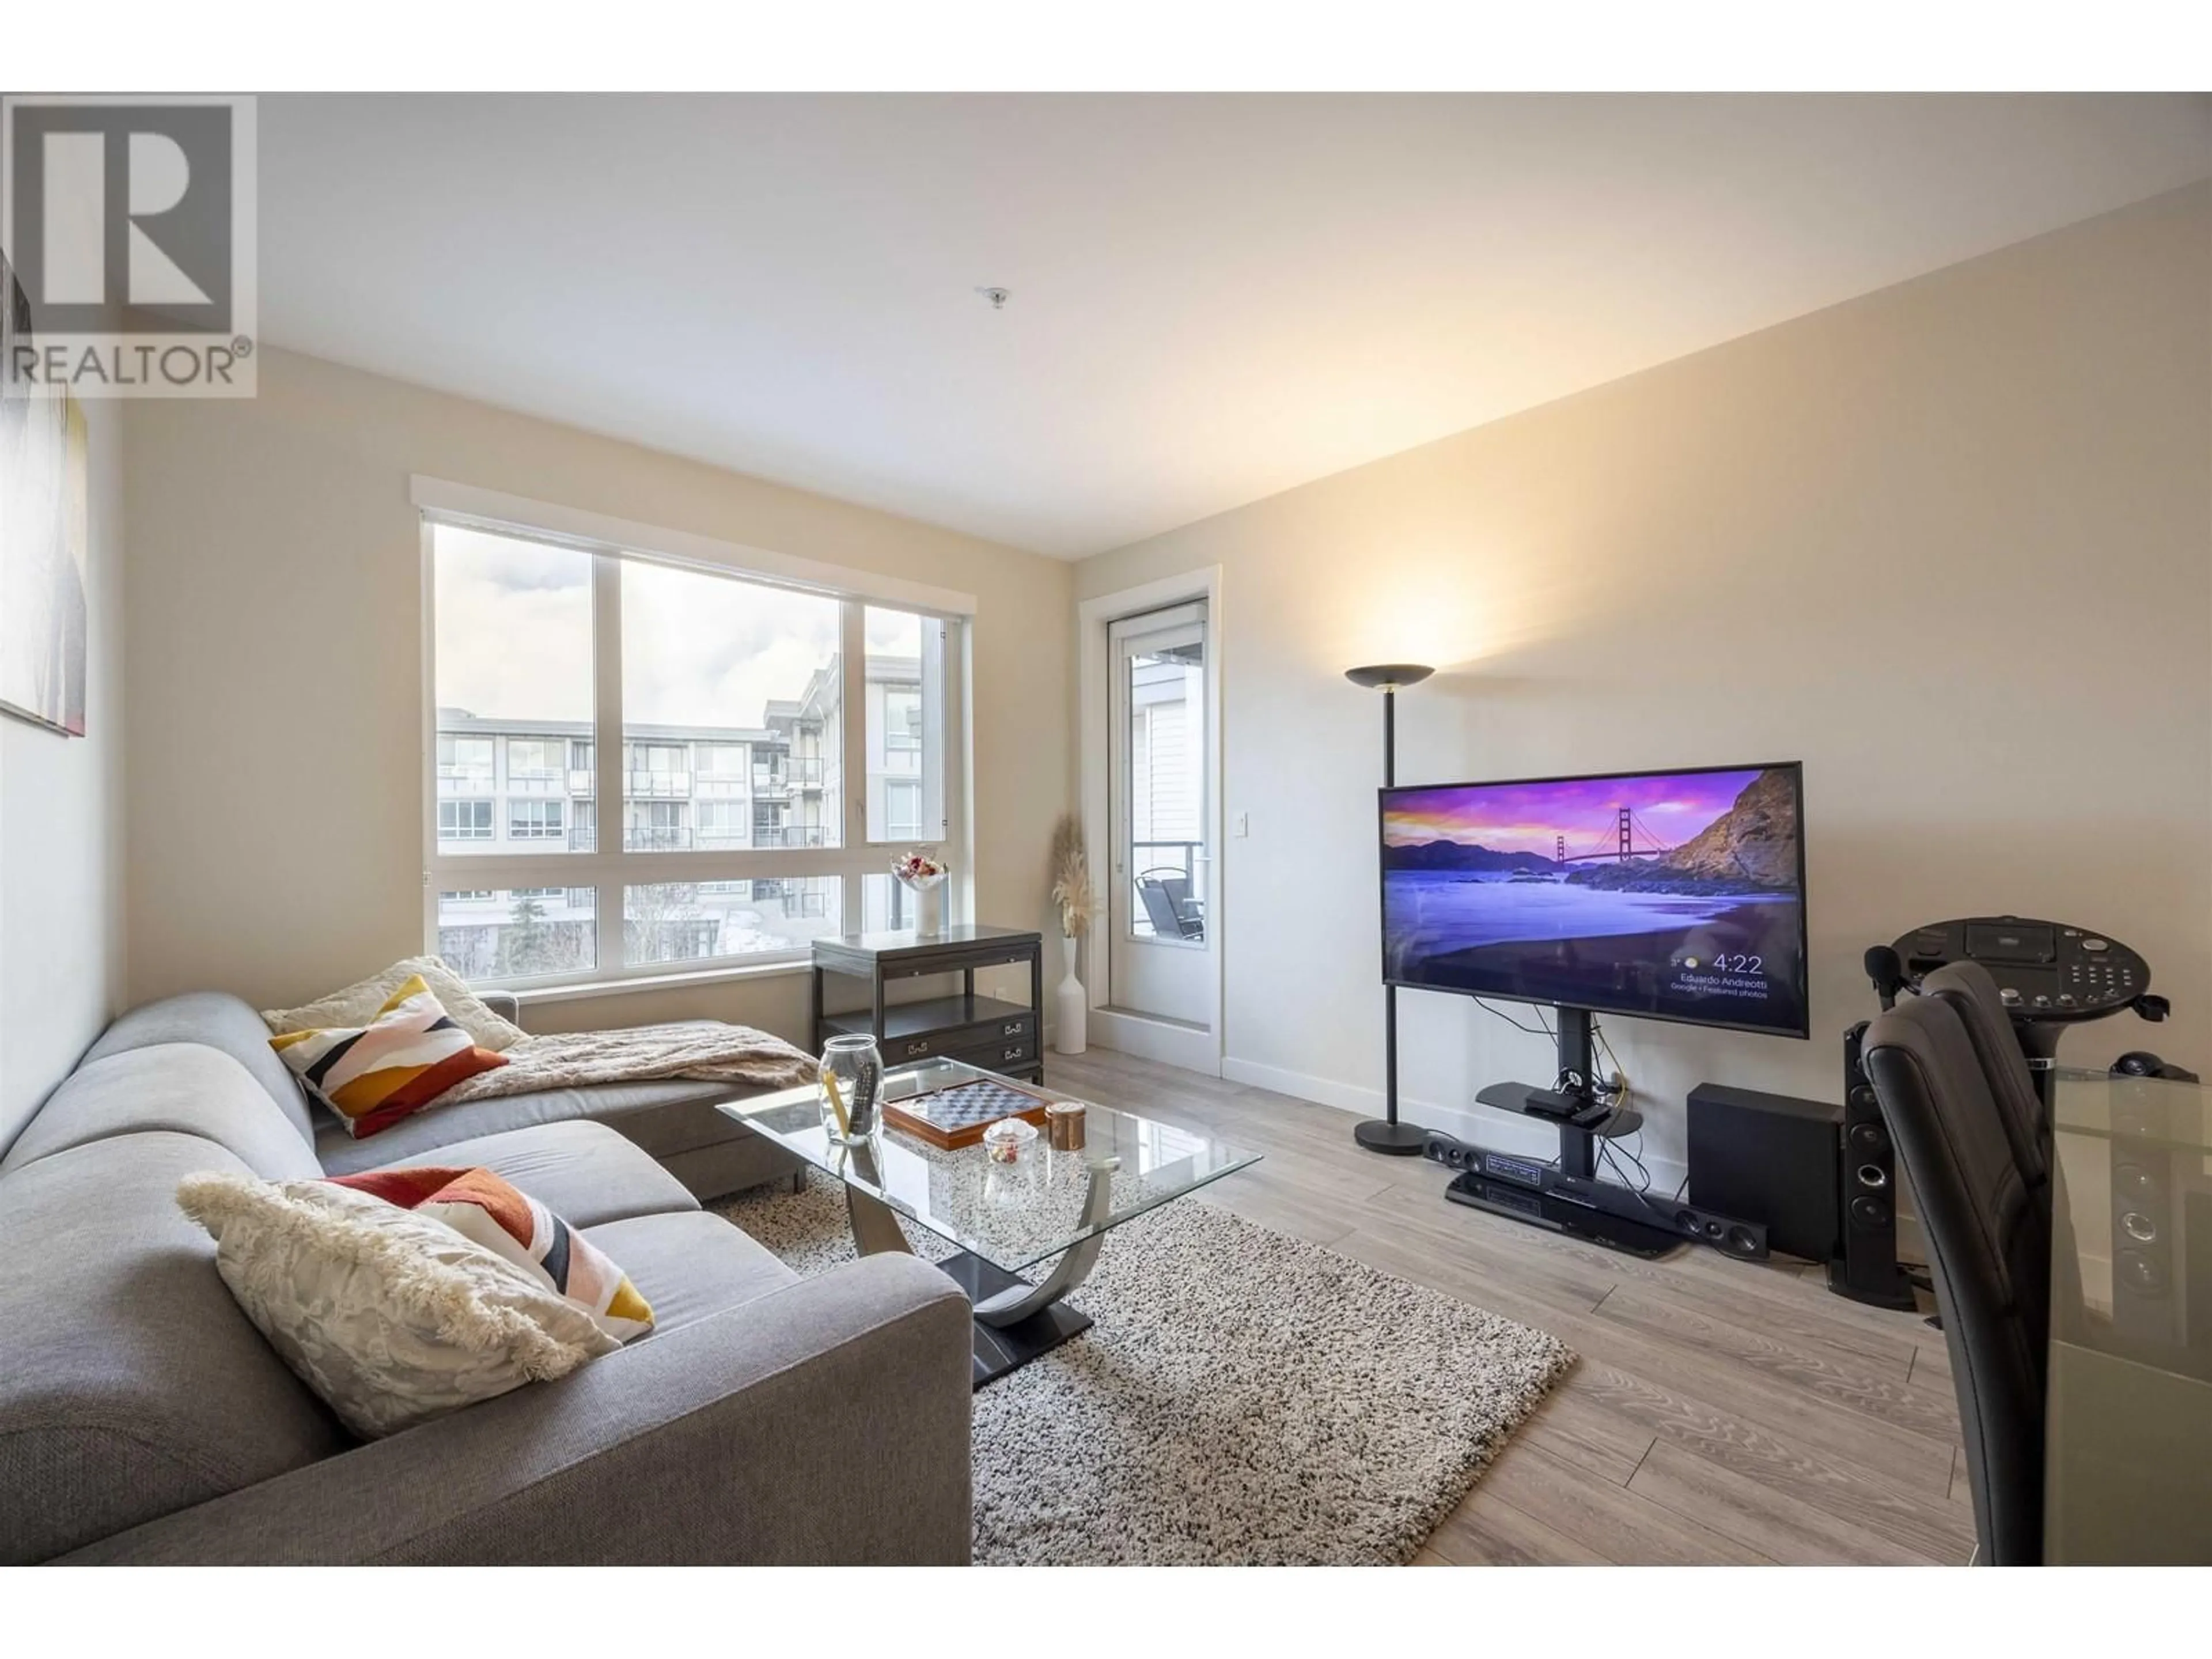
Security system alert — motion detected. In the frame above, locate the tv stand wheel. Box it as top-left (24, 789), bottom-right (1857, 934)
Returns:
top-left (1355, 1118), bottom-right (1427, 1156)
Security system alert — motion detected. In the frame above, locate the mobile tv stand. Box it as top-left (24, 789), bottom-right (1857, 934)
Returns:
top-left (1442, 1005), bottom-right (1687, 1258)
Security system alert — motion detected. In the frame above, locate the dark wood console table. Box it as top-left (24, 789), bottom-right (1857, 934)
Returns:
top-left (810, 925), bottom-right (1045, 1083)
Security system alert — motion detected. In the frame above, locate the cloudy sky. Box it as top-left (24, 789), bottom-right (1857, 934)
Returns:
top-left (1384, 768), bottom-right (1764, 858)
top-left (434, 524), bottom-right (919, 729)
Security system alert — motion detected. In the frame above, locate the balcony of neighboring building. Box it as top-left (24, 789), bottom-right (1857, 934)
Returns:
top-left (624, 769), bottom-right (694, 798)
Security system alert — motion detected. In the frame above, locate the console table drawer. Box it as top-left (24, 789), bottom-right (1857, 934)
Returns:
top-left (952, 1034), bottom-right (1038, 1072)
top-left (881, 1010), bottom-right (1036, 1064)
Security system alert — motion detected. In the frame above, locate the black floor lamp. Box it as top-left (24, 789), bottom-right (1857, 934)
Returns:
top-left (1345, 662), bottom-right (1434, 1155)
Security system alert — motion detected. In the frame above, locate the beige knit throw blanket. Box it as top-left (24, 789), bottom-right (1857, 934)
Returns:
top-left (435, 1021), bottom-right (817, 1107)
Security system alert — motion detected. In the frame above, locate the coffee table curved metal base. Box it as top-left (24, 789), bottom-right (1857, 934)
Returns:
top-left (721, 1058), bottom-right (1260, 1387)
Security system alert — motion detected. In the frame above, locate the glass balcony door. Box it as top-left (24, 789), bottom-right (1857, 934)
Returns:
top-left (1107, 601), bottom-right (1214, 1029)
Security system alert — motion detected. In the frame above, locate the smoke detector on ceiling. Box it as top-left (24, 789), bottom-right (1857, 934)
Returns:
top-left (975, 286), bottom-right (1010, 310)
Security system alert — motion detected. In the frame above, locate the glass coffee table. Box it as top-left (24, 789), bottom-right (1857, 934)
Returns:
top-left (720, 1057), bottom-right (1261, 1385)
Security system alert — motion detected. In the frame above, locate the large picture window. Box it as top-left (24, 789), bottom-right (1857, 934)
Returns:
top-left (426, 517), bottom-right (960, 987)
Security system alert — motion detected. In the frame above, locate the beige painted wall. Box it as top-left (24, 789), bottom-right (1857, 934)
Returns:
top-left (122, 348), bottom-right (1073, 1043)
top-left (1074, 183), bottom-right (2212, 1179)
top-left (1, 396), bottom-right (127, 1153)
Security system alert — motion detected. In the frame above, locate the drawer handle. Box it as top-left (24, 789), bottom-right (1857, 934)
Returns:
top-left (903, 1039), bottom-right (931, 1059)
top-left (1002, 1046), bottom-right (1024, 1062)
top-left (1002, 1020), bottom-right (1024, 1036)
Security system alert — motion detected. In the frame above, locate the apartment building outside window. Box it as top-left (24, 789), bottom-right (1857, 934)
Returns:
top-left (698, 799), bottom-right (748, 848)
top-left (626, 800), bottom-right (690, 851)
top-left (426, 509), bottom-right (961, 986)
top-left (509, 799), bottom-right (566, 840)
top-left (439, 799), bottom-right (494, 840)
top-left (437, 735), bottom-right (494, 790)
top-left (507, 738), bottom-right (561, 782)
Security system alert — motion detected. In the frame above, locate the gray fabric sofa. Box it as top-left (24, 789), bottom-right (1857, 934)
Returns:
top-left (0, 991), bottom-right (974, 1565)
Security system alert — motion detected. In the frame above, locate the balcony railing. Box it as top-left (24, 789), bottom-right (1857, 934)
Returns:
top-left (569, 827), bottom-right (597, 851)
top-left (789, 756), bottom-right (824, 786)
top-left (437, 770), bottom-right (494, 794)
top-left (751, 769), bottom-right (791, 799)
top-left (755, 824), bottom-right (828, 849)
top-left (624, 827), bottom-right (694, 852)
top-left (626, 770), bottom-right (692, 798)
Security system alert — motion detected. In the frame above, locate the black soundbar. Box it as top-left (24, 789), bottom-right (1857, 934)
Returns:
top-left (1423, 1130), bottom-right (1770, 1261)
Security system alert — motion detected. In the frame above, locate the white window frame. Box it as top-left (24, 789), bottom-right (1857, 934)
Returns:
top-left (415, 477), bottom-right (974, 992)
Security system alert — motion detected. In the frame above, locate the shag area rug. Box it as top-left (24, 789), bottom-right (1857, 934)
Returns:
top-left (714, 1177), bottom-right (1574, 1565)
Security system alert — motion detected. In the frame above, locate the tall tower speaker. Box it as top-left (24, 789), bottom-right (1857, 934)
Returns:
top-left (1828, 1021), bottom-right (1917, 1310)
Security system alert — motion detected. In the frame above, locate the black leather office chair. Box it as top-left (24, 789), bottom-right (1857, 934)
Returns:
top-left (1921, 961), bottom-right (2050, 1191)
top-left (1862, 994), bottom-right (2050, 1566)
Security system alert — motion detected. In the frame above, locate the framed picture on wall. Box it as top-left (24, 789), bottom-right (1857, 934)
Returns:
top-left (1, 251), bottom-right (90, 737)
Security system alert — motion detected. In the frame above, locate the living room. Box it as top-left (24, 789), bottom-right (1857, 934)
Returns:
top-left (5, 9), bottom-right (2211, 1627)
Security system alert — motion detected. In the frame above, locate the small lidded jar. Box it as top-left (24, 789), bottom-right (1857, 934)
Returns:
top-left (983, 1117), bottom-right (1037, 1165)
top-left (1046, 1100), bottom-right (1087, 1152)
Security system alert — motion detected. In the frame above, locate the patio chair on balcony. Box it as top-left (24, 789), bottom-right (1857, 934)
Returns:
top-left (1136, 870), bottom-right (1205, 941)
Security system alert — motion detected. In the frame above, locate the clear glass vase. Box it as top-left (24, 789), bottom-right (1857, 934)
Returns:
top-left (819, 1033), bottom-right (884, 1145)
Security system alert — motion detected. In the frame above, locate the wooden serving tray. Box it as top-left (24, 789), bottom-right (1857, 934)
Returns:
top-left (882, 1075), bottom-right (1055, 1150)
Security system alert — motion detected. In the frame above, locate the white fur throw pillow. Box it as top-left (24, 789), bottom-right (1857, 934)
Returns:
top-left (263, 955), bottom-right (527, 1053)
top-left (177, 1172), bottom-right (619, 1439)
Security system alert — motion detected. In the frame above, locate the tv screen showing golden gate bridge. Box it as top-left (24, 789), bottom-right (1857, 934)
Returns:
top-left (1380, 763), bottom-right (1808, 1038)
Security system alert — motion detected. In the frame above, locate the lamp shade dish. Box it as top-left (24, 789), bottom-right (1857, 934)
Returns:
top-left (1343, 664), bottom-right (1435, 692)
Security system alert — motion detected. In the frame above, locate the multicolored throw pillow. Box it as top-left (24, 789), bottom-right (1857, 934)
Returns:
top-left (270, 974), bottom-right (507, 1139)
top-left (329, 1165), bottom-right (654, 1342)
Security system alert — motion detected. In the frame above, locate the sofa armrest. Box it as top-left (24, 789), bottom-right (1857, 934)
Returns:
top-left (480, 989), bottom-right (523, 1028)
top-left (62, 1255), bottom-right (973, 1565)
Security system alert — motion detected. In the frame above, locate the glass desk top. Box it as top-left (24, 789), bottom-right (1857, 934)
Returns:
top-left (719, 1056), bottom-right (1262, 1271)
top-left (2044, 1069), bottom-right (2212, 1562)
top-left (2050, 1065), bottom-right (2212, 1153)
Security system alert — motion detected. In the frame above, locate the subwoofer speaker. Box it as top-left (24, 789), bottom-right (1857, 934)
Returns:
top-left (1686, 1081), bottom-right (1840, 1263)
top-left (1827, 1021), bottom-right (1917, 1309)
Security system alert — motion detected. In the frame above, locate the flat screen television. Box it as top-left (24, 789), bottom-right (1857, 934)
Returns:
top-left (1379, 762), bottom-right (1809, 1039)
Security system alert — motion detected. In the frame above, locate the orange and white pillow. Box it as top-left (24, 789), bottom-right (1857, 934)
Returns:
top-left (329, 1165), bottom-right (654, 1342)
top-left (270, 974), bottom-right (506, 1138)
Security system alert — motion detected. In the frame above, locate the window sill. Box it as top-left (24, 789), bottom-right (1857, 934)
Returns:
top-left (509, 957), bottom-right (813, 1006)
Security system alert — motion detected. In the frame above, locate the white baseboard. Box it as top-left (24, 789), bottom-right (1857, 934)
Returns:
top-left (1090, 1007), bottom-right (1222, 1076)
top-left (1219, 1054), bottom-right (1688, 1194)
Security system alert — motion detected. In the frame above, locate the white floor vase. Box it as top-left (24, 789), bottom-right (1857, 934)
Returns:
top-left (1054, 933), bottom-right (1088, 1055)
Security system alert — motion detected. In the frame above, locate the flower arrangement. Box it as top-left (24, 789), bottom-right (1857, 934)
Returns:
top-left (891, 850), bottom-right (948, 889)
top-left (1049, 813), bottom-right (1098, 938)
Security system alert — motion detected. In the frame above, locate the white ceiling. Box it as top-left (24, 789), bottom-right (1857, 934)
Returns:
top-left (259, 93), bottom-right (2212, 558)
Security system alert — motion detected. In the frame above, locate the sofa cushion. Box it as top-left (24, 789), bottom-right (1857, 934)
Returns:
top-left (0, 1134), bottom-right (349, 1564)
top-left (0, 1046), bottom-right (324, 1183)
top-left (363, 1120), bottom-right (698, 1230)
top-left (316, 1075), bottom-right (760, 1175)
top-left (580, 1211), bottom-right (798, 1335)
top-left (83, 992), bottom-right (319, 1150)
top-left (263, 956), bottom-right (527, 1054)
top-left (270, 975), bottom-right (507, 1139)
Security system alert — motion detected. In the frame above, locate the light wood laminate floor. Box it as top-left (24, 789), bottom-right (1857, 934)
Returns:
top-left (1046, 1045), bottom-right (1975, 1566)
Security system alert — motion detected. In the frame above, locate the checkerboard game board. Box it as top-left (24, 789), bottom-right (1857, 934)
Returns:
top-left (884, 1078), bottom-right (1052, 1149)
